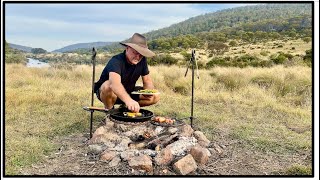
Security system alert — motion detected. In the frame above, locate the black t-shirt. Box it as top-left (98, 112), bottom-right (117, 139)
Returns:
top-left (94, 50), bottom-right (149, 93)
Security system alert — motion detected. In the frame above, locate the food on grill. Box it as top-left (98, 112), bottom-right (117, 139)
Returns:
top-left (154, 116), bottom-right (175, 124)
top-left (123, 112), bottom-right (142, 118)
top-left (138, 89), bottom-right (158, 93)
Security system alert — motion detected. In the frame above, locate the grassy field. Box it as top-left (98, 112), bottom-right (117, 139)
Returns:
top-left (4, 63), bottom-right (312, 175)
top-left (170, 39), bottom-right (311, 64)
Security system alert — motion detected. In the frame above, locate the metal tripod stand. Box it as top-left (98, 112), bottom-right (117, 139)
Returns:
top-left (184, 49), bottom-right (199, 127)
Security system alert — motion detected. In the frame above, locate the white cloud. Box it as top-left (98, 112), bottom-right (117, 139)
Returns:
top-left (5, 3), bottom-right (250, 51)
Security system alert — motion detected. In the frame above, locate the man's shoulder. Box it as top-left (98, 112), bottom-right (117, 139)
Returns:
top-left (108, 52), bottom-right (125, 64)
top-left (113, 51), bottom-right (125, 60)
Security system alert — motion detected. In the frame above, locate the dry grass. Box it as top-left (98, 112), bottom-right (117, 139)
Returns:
top-left (4, 63), bottom-right (312, 175)
top-left (176, 38), bottom-right (312, 64)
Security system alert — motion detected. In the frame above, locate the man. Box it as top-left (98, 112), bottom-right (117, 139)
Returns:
top-left (94, 33), bottom-right (160, 113)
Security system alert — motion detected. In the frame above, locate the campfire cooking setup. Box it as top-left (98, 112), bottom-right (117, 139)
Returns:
top-left (82, 48), bottom-right (215, 175)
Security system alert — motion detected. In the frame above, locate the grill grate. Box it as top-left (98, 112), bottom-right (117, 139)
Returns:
top-left (109, 115), bottom-right (151, 126)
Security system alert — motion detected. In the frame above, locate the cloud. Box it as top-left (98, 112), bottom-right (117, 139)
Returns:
top-left (5, 3), bottom-right (250, 51)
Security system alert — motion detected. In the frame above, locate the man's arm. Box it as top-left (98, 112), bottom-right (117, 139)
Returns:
top-left (142, 74), bottom-right (154, 89)
top-left (109, 72), bottom-right (140, 112)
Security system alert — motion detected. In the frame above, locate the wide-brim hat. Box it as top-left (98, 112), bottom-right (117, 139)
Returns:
top-left (120, 33), bottom-right (155, 58)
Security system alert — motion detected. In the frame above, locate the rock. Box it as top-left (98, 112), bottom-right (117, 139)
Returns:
top-left (204, 148), bottom-right (212, 157)
top-left (100, 150), bottom-right (117, 161)
top-left (193, 131), bottom-right (210, 147)
top-left (173, 154), bottom-right (197, 175)
top-left (166, 137), bottom-right (197, 156)
top-left (168, 127), bottom-right (178, 134)
top-left (128, 155), bottom-right (153, 172)
top-left (88, 144), bottom-right (104, 154)
top-left (140, 149), bottom-right (157, 157)
top-left (104, 141), bottom-right (116, 149)
top-left (154, 148), bottom-right (173, 166)
top-left (180, 124), bottom-right (194, 137)
top-left (109, 156), bottom-right (121, 167)
top-left (154, 126), bottom-right (164, 135)
top-left (87, 132), bottom-right (121, 145)
top-left (104, 120), bottom-right (115, 130)
top-left (114, 124), bottom-right (131, 132)
top-left (111, 137), bottom-right (131, 152)
top-left (92, 126), bottom-right (106, 138)
top-left (190, 146), bottom-right (209, 165)
top-left (87, 134), bottom-right (107, 145)
top-left (120, 150), bottom-right (139, 161)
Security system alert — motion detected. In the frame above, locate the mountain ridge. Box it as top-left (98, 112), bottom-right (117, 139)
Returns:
top-left (9, 43), bottom-right (33, 52)
top-left (52, 42), bottom-right (114, 53)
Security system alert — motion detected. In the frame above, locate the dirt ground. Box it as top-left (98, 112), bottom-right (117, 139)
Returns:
top-left (19, 128), bottom-right (311, 176)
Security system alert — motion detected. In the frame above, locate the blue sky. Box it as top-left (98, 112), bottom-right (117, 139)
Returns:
top-left (5, 3), bottom-right (254, 51)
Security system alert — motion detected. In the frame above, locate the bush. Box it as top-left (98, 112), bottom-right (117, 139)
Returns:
top-left (5, 52), bottom-right (27, 64)
top-left (302, 37), bottom-right (311, 43)
top-left (206, 57), bottom-right (229, 68)
top-left (260, 51), bottom-right (269, 56)
top-left (148, 54), bottom-right (178, 66)
top-left (271, 54), bottom-right (287, 64)
top-left (229, 40), bottom-right (238, 47)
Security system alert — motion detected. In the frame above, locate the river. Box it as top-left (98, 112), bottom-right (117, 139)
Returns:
top-left (26, 58), bottom-right (50, 68)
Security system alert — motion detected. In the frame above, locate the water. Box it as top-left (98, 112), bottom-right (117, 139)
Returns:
top-left (26, 58), bottom-right (50, 68)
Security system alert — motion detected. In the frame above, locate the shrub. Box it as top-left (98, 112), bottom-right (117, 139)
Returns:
top-left (148, 54), bottom-right (178, 66)
top-left (206, 57), bottom-right (229, 68)
top-left (229, 40), bottom-right (238, 47)
top-left (5, 52), bottom-right (27, 64)
top-left (260, 51), bottom-right (269, 56)
top-left (271, 54), bottom-right (287, 64)
top-left (302, 37), bottom-right (311, 43)
top-left (303, 49), bottom-right (312, 67)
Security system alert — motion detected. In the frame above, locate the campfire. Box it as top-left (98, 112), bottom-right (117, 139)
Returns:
top-left (84, 49), bottom-right (212, 175)
top-left (86, 116), bottom-right (212, 175)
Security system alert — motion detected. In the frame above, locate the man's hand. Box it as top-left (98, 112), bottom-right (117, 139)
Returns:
top-left (126, 99), bottom-right (140, 113)
top-left (141, 94), bottom-right (153, 100)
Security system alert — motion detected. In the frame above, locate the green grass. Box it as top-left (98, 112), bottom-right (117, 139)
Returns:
top-left (5, 63), bottom-right (312, 175)
top-left (284, 164), bottom-right (312, 175)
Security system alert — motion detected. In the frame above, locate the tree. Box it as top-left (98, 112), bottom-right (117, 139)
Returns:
top-left (5, 40), bottom-right (11, 53)
top-left (5, 40), bottom-right (26, 64)
top-left (31, 48), bottom-right (47, 54)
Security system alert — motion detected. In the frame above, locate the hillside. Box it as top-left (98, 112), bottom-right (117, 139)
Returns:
top-left (97, 3), bottom-right (311, 54)
top-left (143, 3), bottom-right (312, 40)
top-left (9, 43), bottom-right (33, 52)
top-left (52, 42), bottom-right (114, 53)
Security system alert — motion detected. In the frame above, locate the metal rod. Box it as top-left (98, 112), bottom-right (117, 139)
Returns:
top-left (184, 49), bottom-right (198, 128)
top-left (90, 47), bottom-right (97, 138)
top-left (191, 50), bottom-right (195, 127)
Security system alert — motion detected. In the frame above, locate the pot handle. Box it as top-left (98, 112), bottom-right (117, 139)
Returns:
top-left (83, 106), bottom-right (109, 112)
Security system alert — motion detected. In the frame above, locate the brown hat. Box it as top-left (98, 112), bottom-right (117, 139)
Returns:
top-left (120, 33), bottom-right (155, 58)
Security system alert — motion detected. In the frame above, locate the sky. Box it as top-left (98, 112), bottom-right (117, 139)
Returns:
top-left (4, 3), bottom-right (253, 52)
